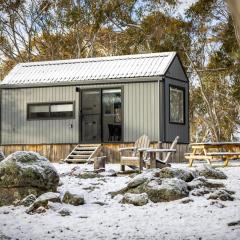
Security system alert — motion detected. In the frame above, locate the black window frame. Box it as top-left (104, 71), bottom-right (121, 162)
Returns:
top-left (27, 101), bottom-right (75, 120)
top-left (101, 88), bottom-right (123, 143)
top-left (79, 87), bottom-right (124, 143)
top-left (169, 84), bottom-right (185, 125)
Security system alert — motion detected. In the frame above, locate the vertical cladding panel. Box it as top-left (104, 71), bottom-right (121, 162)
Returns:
top-left (123, 82), bottom-right (159, 142)
top-left (123, 85), bottom-right (129, 139)
top-left (1, 90), bottom-right (7, 144)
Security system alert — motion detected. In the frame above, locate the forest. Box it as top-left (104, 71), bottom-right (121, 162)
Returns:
top-left (0, 0), bottom-right (240, 142)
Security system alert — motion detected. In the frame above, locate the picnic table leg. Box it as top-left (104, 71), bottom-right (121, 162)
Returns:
top-left (224, 158), bottom-right (230, 167)
top-left (189, 158), bottom-right (194, 167)
top-left (207, 159), bottom-right (211, 165)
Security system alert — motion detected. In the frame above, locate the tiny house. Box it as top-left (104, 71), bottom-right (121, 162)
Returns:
top-left (0, 52), bottom-right (189, 162)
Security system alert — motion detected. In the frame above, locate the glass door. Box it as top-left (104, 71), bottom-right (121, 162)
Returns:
top-left (81, 90), bottom-right (101, 143)
top-left (102, 89), bottom-right (122, 142)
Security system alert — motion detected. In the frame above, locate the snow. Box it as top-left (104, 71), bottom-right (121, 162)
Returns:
top-left (0, 163), bottom-right (240, 240)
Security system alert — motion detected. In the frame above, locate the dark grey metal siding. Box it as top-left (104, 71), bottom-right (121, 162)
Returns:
top-left (165, 56), bottom-right (188, 82)
top-left (1, 82), bottom-right (160, 144)
top-left (163, 77), bottom-right (189, 144)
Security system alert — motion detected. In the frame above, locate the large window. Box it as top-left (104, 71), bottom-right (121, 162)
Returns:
top-left (169, 85), bottom-right (185, 124)
top-left (27, 102), bottom-right (74, 120)
top-left (102, 89), bottom-right (122, 142)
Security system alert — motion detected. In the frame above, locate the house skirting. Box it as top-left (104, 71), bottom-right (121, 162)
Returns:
top-left (0, 143), bottom-right (189, 163)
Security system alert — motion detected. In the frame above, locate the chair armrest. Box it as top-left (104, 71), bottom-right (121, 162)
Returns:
top-left (119, 147), bottom-right (137, 152)
top-left (137, 148), bottom-right (150, 152)
top-left (146, 149), bottom-right (176, 153)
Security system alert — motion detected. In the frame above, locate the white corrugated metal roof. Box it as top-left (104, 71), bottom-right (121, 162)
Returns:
top-left (1, 52), bottom-right (176, 87)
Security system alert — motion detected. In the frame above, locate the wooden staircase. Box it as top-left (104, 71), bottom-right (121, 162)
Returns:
top-left (64, 144), bottom-right (101, 163)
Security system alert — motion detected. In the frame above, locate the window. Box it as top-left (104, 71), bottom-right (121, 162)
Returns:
top-left (102, 89), bottom-right (122, 142)
top-left (27, 102), bottom-right (74, 120)
top-left (169, 85), bottom-right (185, 124)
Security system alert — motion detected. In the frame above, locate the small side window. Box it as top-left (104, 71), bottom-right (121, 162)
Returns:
top-left (27, 102), bottom-right (74, 120)
top-left (28, 104), bottom-right (50, 119)
top-left (169, 85), bottom-right (185, 124)
top-left (50, 104), bottom-right (74, 118)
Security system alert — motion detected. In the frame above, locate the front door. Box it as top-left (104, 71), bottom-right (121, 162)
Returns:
top-left (81, 90), bottom-right (101, 143)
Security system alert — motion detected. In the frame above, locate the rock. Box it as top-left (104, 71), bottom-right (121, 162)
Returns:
top-left (62, 191), bottom-right (84, 206)
top-left (35, 206), bottom-right (47, 214)
top-left (228, 220), bottom-right (240, 226)
top-left (0, 151), bottom-right (59, 206)
top-left (181, 197), bottom-right (194, 204)
top-left (191, 188), bottom-right (211, 196)
top-left (92, 201), bottom-right (108, 206)
top-left (127, 170), bottom-right (158, 188)
top-left (19, 194), bottom-right (36, 207)
top-left (58, 208), bottom-right (71, 216)
top-left (26, 192), bottom-right (61, 213)
top-left (0, 231), bottom-right (10, 240)
top-left (73, 170), bottom-right (101, 179)
top-left (121, 193), bottom-right (149, 206)
top-left (0, 150), bottom-right (5, 162)
top-left (99, 169), bottom-right (117, 177)
top-left (208, 189), bottom-right (234, 201)
top-left (210, 200), bottom-right (226, 208)
top-left (47, 202), bottom-right (62, 211)
top-left (159, 167), bottom-right (196, 182)
top-left (197, 164), bottom-right (227, 179)
top-left (187, 177), bottom-right (224, 191)
top-left (58, 180), bottom-right (64, 187)
top-left (144, 178), bottom-right (189, 202)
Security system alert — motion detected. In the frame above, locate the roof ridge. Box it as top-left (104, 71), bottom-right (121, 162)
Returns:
top-left (20, 52), bottom-right (176, 67)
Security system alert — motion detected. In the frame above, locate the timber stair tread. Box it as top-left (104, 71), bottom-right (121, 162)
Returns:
top-left (64, 144), bottom-right (101, 163)
top-left (68, 155), bottom-right (90, 159)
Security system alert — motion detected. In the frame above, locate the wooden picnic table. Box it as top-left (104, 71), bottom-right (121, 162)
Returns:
top-left (185, 142), bottom-right (240, 167)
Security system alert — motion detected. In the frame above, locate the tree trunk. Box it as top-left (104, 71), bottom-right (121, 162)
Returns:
top-left (227, 0), bottom-right (240, 47)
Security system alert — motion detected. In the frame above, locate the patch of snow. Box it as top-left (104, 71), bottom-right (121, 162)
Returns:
top-left (0, 163), bottom-right (240, 240)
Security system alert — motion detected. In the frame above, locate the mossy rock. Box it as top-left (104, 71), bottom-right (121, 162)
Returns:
top-left (0, 151), bottom-right (59, 206)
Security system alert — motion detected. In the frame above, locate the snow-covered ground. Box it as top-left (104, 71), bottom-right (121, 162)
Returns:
top-left (0, 163), bottom-right (240, 240)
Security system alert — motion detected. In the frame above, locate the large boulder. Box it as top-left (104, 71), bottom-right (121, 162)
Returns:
top-left (197, 164), bottom-right (227, 179)
top-left (143, 178), bottom-right (189, 202)
top-left (0, 151), bottom-right (59, 206)
top-left (121, 193), bottom-right (149, 206)
top-left (158, 167), bottom-right (196, 182)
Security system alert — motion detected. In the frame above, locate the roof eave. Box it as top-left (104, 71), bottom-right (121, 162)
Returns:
top-left (0, 76), bottom-right (164, 89)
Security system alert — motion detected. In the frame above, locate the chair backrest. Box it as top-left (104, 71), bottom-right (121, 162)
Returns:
top-left (163, 136), bottom-right (179, 163)
top-left (134, 134), bottom-right (150, 149)
top-left (132, 135), bottom-right (150, 157)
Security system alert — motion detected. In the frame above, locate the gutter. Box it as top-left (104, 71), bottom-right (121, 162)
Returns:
top-left (0, 76), bottom-right (164, 89)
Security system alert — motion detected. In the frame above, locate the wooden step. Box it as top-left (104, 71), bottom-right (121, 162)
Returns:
top-left (79, 145), bottom-right (100, 147)
top-left (69, 155), bottom-right (90, 159)
top-left (72, 151), bottom-right (92, 155)
top-left (75, 147), bottom-right (97, 151)
top-left (65, 159), bottom-right (88, 163)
